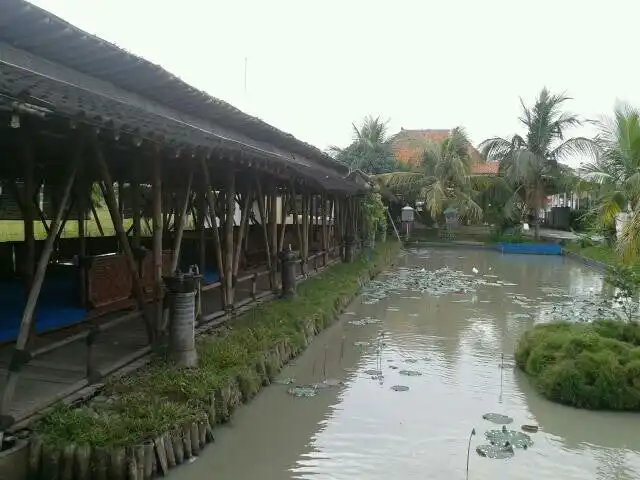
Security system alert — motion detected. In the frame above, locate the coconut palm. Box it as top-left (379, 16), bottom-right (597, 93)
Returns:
top-left (480, 88), bottom-right (594, 239)
top-left (374, 126), bottom-right (483, 222)
top-left (329, 116), bottom-right (400, 174)
top-left (582, 105), bottom-right (640, 260)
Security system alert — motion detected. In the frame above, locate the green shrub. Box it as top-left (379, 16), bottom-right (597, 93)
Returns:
top-left (516, 320), bottom-right (640, 410)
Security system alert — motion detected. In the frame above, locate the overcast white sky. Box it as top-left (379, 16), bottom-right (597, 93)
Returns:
top-left (28, 0), bottom-right (640, 166)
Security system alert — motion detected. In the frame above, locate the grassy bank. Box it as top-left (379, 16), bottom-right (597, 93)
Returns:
top-left (563, 242), bottom-right (621, 267)
top-left (34, 241), bottom-right (401, 448)
top-left (515, 321), bottom-right (640, 410)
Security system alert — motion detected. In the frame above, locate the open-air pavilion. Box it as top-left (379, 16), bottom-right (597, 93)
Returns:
top-left (0, 0), bottom-right (368, 430)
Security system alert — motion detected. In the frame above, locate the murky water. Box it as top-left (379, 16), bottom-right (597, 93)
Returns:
top-left (171, 248), bottom-right (640, 480)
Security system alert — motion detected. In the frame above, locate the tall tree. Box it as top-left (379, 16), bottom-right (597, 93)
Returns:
top-left (480, 88), bottom-right (594, 239)
top-left (582, 104), bottom-right (640, 260)
top-left (374, 127), bottom-right (483, 222)
top-left (330, 116), bottom-right (400, 174)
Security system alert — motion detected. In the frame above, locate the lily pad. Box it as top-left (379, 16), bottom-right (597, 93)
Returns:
top-left (391, 385), bottom-right (409, 392)
top-left (287, 386), bottom-right (317, 398)
top-left (485, 427), bottom-right (533, 449)
top-left (389, 365), bottom-right (399, 370)
top-left (399, 370), bottom-right (422, 377)
top-left (319, 378), bottom-right (344, 387)
top-left (275, 377), bottom-right (296, 385)
top-left (353, 341), bottom-right (371, 347)
top-left (404, 358), bottom-right (418, 364)
top-left (364, 369), bottom-right (383, 376)
top-left (482, 413), bottom-right (513, 425)
top-left (476, 444), bottom-right (515, 459)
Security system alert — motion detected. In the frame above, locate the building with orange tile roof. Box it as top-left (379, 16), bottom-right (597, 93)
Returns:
top-left (389, 128), bottom-right (499, 175)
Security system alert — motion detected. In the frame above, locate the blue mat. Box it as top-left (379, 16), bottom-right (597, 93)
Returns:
top-left (202, 269), bottom-right (220, 285)
top-left (0, 269), bottom-right (87, 343)
top-left (495, 242), bottom-right (562, 255)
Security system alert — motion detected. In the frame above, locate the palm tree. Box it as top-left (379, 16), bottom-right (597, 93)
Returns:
top-left (480, 88), bottom-right (594, 239)
top-left (330, 116), bottom-right (400, 174)
top-left (374, 126), bottom-right (483, 222)
top-left (582, 105), bottom-right (640, 260)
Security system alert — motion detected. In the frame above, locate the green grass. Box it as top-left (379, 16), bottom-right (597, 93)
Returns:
top-left (0, 207), bottom-right (197, 242)
top-left (34, 241), bottom-right (401, 447)
top-left (515, 320), bottom-right (640, 410)
top-left (563, 242), bottom-right (622, 266)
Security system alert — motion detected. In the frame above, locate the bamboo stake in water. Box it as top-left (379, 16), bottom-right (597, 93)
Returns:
top-left (322, 345), bottom-right (328, 381)
top-left (339, 335), bottom-right (346, 364)
top-left (499, 353), bottom-right (504, 403)
top-left (466, 428), bottom-right (476, 480)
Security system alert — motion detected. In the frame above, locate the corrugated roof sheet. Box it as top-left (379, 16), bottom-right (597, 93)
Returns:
top-left (0, 0), bottom-right (357, 189)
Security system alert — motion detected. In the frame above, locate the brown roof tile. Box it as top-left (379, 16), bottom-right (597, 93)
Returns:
top-left (390, 128), bottom-right (498, 175)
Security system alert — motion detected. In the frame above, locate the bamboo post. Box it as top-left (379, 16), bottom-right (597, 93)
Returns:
top-left (23, 142), bottom-right (36, 336)
top-left (321, 193), bottom-right (328, 264)
top-left (170, 166), bottom-right (194, 273)
top-left (92, 134), bottom-right (154, 342)
top-left (76, 172), bottom-right (88, 308)
top-left (33, 181), bottom-right (51, 236)
top-left (301, 195), bottom-right (309, 275)
top-left (196, 192), bottom-right (206, 275)
top-left (224, 169), bottom-right (235, 308)
top-left (278, 192), bottom-right (290, 253)
top-left (255, 180), bottom-right (271, 271)
top-left (290, 183), bottom-right (302, 252)
top-left (233, 188), bottom-right (253, 279)
top-left (199, 157), bottom-right (227, 308)
top-left (90, 202), bottom-right (105, 236)
top-left (131, 162), bottom-right (142, 251)
top-left (268, 188), bottom-right (278, 291)
top-left (152, 153), bottom-right (163, 332)
top-left (117, 181), bottom-right (125, 224)
top-left (0, 143), bottom-right (81, 417)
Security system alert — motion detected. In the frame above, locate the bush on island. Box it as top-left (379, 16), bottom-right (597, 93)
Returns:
top-left (515, 320), bottom-right (640, 410)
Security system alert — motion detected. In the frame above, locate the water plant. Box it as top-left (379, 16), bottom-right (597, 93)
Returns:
top-left (515, 320), bottom-right (640, 410)
top-left (485, 426), bottom-right (533, 449)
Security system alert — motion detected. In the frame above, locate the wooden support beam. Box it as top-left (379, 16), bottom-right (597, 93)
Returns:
top-left (117, 181), bottom-right (125, 223)
top-left (255, 179), bottom-right (271, 270)
top-left (0, 140), bottom-right (82, 417)
top-left (196, 192), bottom-right (206, 275)
top-left (301, 194), bottom-right (309, 275)
top-left (152, 152), bottom-right (163, 331)
top-left (92, 134), bottom-right (154, 342)
top-left (76, 170), bottom-right (88, 308)
top-left (322, 193), bottom-right (328, 263)
top-left (224, 170), bottom-right (236, 307)
top-left (268, 188), bottom-right (278, 290)
top-left (131, 162), bottom-right (141, 251)
top-left (170, 166), bottom-right (194, 273)
top-left (199, 157), bottom-right (226, 308)
top-left (290, 182), bottom-right (302, 253)
top-left (90, 201), bottom-right (105, 236)
top-left (278, 192), bottom-right (290, 253)
top-left (23, 142), bottom-right (35, 322)
top-left (233, 188), bottom-right (253, 278)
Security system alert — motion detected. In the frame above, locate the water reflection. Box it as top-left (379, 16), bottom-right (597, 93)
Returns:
top-left (171, 248), bottom-right (640, 480)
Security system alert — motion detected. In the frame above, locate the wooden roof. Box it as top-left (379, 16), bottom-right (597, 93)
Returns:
top-left (0, 0), bottom-right (363, 194)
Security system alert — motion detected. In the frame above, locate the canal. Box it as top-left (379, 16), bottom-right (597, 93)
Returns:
top-left (171, 247), bottom-right (640, 480)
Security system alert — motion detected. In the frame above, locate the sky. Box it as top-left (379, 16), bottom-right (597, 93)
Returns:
top-left (27, 0), bottom-right (640, 166)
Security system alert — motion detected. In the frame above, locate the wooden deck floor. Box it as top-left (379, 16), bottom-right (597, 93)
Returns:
top-left (0, 266), bottom-right (276, 425)
top-left (0, 257), bottom-right (327, 426)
